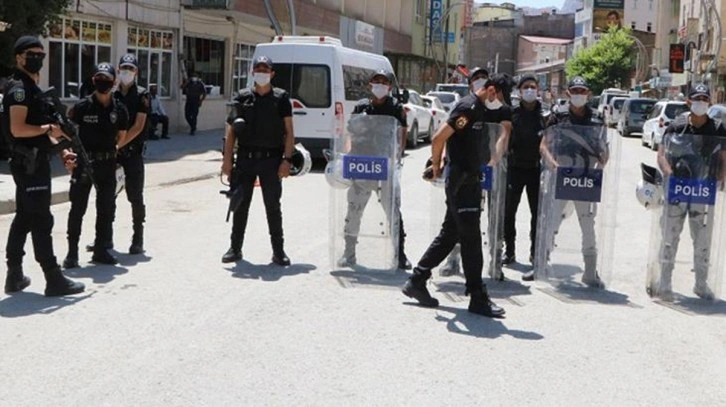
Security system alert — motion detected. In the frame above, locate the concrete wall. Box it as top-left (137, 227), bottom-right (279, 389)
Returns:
top-left (520, 14), bottom-right (576, 39)
top-left (467, 25), bottom-right (518, 75)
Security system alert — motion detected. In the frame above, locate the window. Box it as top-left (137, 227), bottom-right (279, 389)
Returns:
top-left (48, 18), bottom-right (112, 98)
top-left (127, 27), bottom-right (174, 97)
top-left (183, 36), bottom-right (226, 96)
top-left (631, 21), bottom-right (636, 30)
top-left (343, 65), bottom-right (378, 101)
top-left (630, 100), bottom-right (655, 114)
top-left (415, 0), bottom-right (425, 22)
top-left (647, 22), bottom-right (652, 32)
top-left (272, 64), bottom-right (331, 108)
top-left (649, 104), bottom-right (662, 119)
top-left (233, 43), bottom-right (255, 93)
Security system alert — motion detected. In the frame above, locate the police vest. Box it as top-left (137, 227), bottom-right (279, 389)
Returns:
top-left (233, 87), bottom-right (287, 149)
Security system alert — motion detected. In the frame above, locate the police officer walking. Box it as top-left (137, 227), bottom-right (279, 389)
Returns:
top-left (338, 69), bottom-right (411, 270)
top-left (182, 71), bottom-right (206, 135)
top-left (503, 75), bottom-right (546, 279)
top-left (112, 53), bottom-right (149, 255)
top-left (221, 56), bottom-right (294, 265)
top-left (2, 36), bottom-right (84, 296)
top-left (63, 63), bottom-right (129, 269)
top-left (401, 67), bottom-right (506, 318)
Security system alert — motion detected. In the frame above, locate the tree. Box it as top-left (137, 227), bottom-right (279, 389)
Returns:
top-left (565, 27), bottom-right (636, 95)
top-left (0, 0), bottom-right (71, 77)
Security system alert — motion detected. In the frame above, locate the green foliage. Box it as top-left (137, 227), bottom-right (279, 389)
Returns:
top-left (566, 27), bottom-right (636, 95)
top-left (0, 0), bottom-right (71, 76)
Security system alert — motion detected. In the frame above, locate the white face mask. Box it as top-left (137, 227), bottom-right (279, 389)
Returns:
top-left (118, 71), bottom-right (135, 85)
top-left (370, 84), bottom-right (389, 99)
top-left (472, 78), bottom-right (487, 93)
top-left (690, 101), bottom-right (709, 116)
top-left (254, 72), bottom-right (271, 86)
top-left (570, 94), bottom-right (588, 108)
top-left (521, 89), bottom-right (538, 103)
top-left (485, 98), bottom-right (503, 110)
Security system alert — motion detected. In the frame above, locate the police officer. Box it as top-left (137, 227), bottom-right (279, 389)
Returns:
top-left (537, 76), bottom-right (607, 286)
top-left (63, 63), bottom-right (129, 269)
top-left (401, 67), bottom-right (506, 318)
top-left (112, 53), bottom-right (149, 255)
top-left (221, 56), bottom-right (294, 265)
top-left (337, 69), bottom-right (411, 270)
top-left (503, 74), bottom-right (546, 276)
top-left (2, 35), bottom-right (84, 296)
top-left (653, 83), bottom-right (726, 300)
top-left (182, 71), bottom-right (206, 135)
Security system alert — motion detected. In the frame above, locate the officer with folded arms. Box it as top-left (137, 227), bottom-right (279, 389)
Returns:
top-left (2, 35), bottom-right (84, 296)
top-left (63, 63), bottom-right (129, 269)
top-left (221, 56), bottom-right (295, 266)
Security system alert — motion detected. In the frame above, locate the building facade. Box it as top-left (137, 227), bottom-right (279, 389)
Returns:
top-left (516, 35), bottom-right (572, 101)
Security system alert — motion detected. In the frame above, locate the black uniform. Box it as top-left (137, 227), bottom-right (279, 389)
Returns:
top-left (66, 94), bottom-right (129, 263)
top-left (343, 96), bottom-right (409, 267)
top-left (226, 86), bottom-right (291, 258)
top-left (115, 84), bottom-right (149, 252)
top-left (503, 101), bottom-right (546, 261)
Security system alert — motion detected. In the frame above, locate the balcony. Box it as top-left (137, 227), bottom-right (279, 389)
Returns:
top-left (181, 0), bottom-right (230, 9)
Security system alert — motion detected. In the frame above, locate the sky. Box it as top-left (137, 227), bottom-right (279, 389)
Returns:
top-left (474, 0), bottom-right (564, 8)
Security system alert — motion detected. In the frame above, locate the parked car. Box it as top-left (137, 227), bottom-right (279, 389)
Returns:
top-left (597, 88), bottom-right (629, 119)
top-left (421, 95), bottom-right (448, 132)
top-left (617, 98), bottom-right (657, 137)
top-left (605, 96), bottom-right (629, 127)
top-left (588, 96), bottom-right (600, 117)
top-left (434, 83), bottom-right (469, 98)
top-left (426, 91), bottom-right (459, 112)
top-left (708, 104), bottom-right (726, 120)
top-left (404, 90), bottom-right (435, 147)
top-left (641, 101), bottom-right (688, 150)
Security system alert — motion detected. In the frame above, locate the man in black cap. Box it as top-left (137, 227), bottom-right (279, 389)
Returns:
top-left (63, 63), bottom-right (129, 269)
top-left (401, 67), bottom-right (507, 318)
top-left (221, 55), bottom-right (295, 265)
top-left (651, 83), bottom-right (726, 300)
top-left (181, 71), bottom-right (206, 135)
top-left (2, 35), bottom-right (85, 296)
top-left (503, 74), bottom-right (546, 275)
top-left (112, 53), bottom-right (149, 255)
top-left (336, 69), bottom-right (412, 270)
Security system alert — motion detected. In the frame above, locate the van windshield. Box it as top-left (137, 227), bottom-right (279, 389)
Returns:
top-left (605, 93), bottom-right (627, 105)
top-left (629, 100), bottom-right (656, 114)
top-left (437, 85), bottom-right (469, 97)
top-left (271, 63), bottom-right (331, 108)
top-left (664, 103), bottom-right (688, 119)
top-left (428, 92), bottom-right (456, 103)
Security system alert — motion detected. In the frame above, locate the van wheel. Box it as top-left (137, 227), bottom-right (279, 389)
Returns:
top-left (641, 134), bottom-right (647, 146)
top-left (407, 122), bottom-right (418, 148)
top-left (425, 120), bottom-right (434, 142)
top-left (651, 137), bottom-right (658, 151)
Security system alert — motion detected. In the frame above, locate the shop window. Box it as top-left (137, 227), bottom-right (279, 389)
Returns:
top-left (127, 27), bottom-right (174, 97)
top-left (233, 43), bottom-right (255, 93)
top-left (183, 36), bottom-right (226, 96)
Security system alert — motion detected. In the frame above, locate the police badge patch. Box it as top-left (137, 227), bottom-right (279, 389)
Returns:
top-left (13, 89), bottom-right (25, 102)
top-left (455, 116), bottom-right (469, 129)
top-left (110, 112), bottom-right (118, 124)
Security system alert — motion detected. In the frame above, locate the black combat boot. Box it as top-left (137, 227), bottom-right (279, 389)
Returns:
top-left (222, 245), bottom-right (242, 263)
top-left (402, 267), bottom-right (439, 307)
top-left (91, 249), bottom-right (118, 265)
top-left (85, 241), bottom-right (114, 252)
top-left (129, 224), bottom-right (144, 254)
top-left (271, 238), bottom-right (290, 266)
top-left (4, 265), bottom-right (31, 294)
top-left (64, 241), bottom-right (80, 269)
top-left (44, 265), bottom-right (85, 297)
top-left (468, 285), bottom-right (505, 318)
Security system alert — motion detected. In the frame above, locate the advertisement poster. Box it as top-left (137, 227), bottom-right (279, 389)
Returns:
top-left (593, 0), bottom-right (625, 33)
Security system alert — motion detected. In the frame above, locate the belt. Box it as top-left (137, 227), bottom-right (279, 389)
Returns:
top-left (90, 151), bottom-right (116, 161)
top-left (237, 148), bottom-right (282, 159)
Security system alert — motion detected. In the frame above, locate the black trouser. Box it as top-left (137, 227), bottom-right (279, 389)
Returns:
top-left (184, 101), bottom-right (200, 132)
top-left (418, 170), bottom-right (483, 292)
top-left (66, 159), bottom-right (117, 254)
top-left (230, 153), bottom-right (284, 252)
top-left (503, 165), bottom-right (540, 258)
top-left (117, 147), bottom-right (146, 231)
top-left (5, 153), bottom-right (58, 270)
top-left (150, 113), bottom-right (169, 137)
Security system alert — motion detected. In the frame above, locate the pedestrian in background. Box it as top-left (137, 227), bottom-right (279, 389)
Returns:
top-left (182, 71), bottom-right (206, 136)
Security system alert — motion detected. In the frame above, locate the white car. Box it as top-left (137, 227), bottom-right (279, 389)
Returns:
top-left (552, 98), bottom-right (569, 114)
top-left (421, 95), bottom-right (448, 132)
top-left (605, 96), bottom-right (629, 127)
top-left (641, 101), bottom-right (688, 150)
top-left (403, 90), bottom-right (435, 148)
top-left (426, 91), bottom-right (459, 112)
top-left (597, 88), bottom-right (629, 119)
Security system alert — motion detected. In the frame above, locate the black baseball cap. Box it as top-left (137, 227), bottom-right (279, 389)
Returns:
top-left (518, 74), bottom-right (538, 88)
top-left (14, 36), bottom-right (43, 55)
top-left (119, 53), bottom-right (138, 69)
top-left (253, 55), bottom-right (274, 69)
top-left (469, 67), bottom-right (489, 81)
top-left (370, 69), bottom-right (394, 83)
top-left (689, 83), bottom-right (711, 99)
top-left (567, 76), bottom-right (589, 90)
top-left (93, 62), bottom-right (116, 80)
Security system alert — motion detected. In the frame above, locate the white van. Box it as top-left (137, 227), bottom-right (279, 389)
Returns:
top-left (597, 88), bottom-right (629, 119)
top-left (250, 36), bottom-right (397, 157)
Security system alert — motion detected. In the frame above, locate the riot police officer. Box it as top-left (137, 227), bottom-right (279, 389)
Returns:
top-left (503, 74), bottom-right (545, 274)
top-left (221, 56), bottom-right (295, 265)
top-left (337, 69), bottom-right (411, 270)
top-left (652, 83), bottom-right (726, 300)
top-left (535, 76), bottom-right (607, 286)
top-left (2, 35), bottom-right (84, 296)
top-left (112, 53), bottom-right (149, 255)
top-left (63, 63), bottom-right (129, 269)
top-left (402, 67), bottom-right (506, 318)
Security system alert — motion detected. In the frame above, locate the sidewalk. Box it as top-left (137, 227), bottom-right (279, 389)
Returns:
top-left (0, 129), bottom-right (225, 215)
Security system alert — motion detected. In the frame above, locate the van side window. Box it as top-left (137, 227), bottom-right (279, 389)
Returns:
top-left (343, 65), bottom-right (377, 101)
top-left (271, 63), bottom-right (331, 108)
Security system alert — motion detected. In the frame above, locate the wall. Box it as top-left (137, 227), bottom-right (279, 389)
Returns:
top-left (520, 14), bottom-right (576, 39)
top-left (467, 24), bottom-right (518, 75)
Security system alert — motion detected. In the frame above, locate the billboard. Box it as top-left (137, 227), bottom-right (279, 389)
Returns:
top-left (430, 0), bottom-right (443, 43)
top-left (593, 0), bottom-right (625, 33)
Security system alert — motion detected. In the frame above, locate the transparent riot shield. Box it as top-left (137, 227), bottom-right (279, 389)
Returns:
top-left (329, 114), bottom-right (401, 270)
top-left (427, 123), bottom-right (504, 278)
top-left (534, 123), bottom-right (621, 287)
top-left (646, 132), bottom-right (726, 301)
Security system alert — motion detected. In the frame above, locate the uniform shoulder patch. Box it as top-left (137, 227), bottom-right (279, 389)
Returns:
top-left (455, 115), bottom-right (469, 130)
top-left (13, 89), bottom-right (25, 102)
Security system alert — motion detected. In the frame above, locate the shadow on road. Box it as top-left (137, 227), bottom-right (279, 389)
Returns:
top-left (653, 296), bottom-right (726, 317)
top-left (431, 305), bottom-right (544, 340)
top-left (330, 269), bottom-right (409, 290)
top-left (116, 253), bottom-right (153, 267)
top-left (0, 291), bottom-right (94, 318)
top-left (433, 279), bottom-right (533, 301)
top-left (64, 264), bottom-right (129, 284)
top-left (228, 261), bottom-right (316, 282)
top-left (537, 281), bottom-right (640, 307)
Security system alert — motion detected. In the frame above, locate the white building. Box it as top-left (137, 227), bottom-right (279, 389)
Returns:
top-left (573, 0), bottom-right (659, 53)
